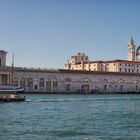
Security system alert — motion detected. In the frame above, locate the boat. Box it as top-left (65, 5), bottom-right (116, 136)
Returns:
top-left (0, 85), bottom-right (24, 93)
top-left (0, 94), bottom-right (26, 102)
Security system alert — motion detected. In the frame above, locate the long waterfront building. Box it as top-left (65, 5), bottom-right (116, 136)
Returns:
top-left (1, 38), bottom-right (140, 93)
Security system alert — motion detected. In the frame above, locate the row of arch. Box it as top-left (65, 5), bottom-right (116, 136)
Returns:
top-left (13, 77), bottom-right (58, 88)
top-left (12, 77), bottom-right (140, 93)
top-left (13, 77), bottom-right (140, 86)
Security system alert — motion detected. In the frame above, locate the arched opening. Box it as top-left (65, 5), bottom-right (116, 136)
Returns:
top-left (103, 79), bottom-right (108, 92)
top-left (133, 80), bottom-right (139, 92)
top-left (81, 78), bottom-right (89, 93)
top-left (118, 79), bottom-right (124, 92)
top-left (53, 78), bottom-right (58, 88)
top-left (65, 77), bottom-right (72, 92)
top-left (46, 78), bottom-right (51, 92)
top-left (27, 78), bottom-right (33, 87)
top-left (20, 77), bottom-right (26, 87)
top-left (13, 77), bottom-right (18, 86)
top-left (39, 78), bottom-right (44, 88)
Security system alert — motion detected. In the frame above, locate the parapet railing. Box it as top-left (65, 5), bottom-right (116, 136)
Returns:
top-left (0, 66), bottom-right (59, 73)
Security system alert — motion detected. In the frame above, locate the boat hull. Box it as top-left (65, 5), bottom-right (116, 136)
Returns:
top-left (0, 96), bottom-right (26, 102)
top-left (0, 85), bottom-right (24, 93)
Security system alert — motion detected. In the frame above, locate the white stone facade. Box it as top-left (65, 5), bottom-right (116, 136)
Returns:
top-left (8, 68), bottom-right (140, 93)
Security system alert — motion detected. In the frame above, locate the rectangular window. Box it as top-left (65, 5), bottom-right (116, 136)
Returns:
top-left (120, 68), bottom-right (121, 72)
top-left (125, 69), bottom-right (127, 72)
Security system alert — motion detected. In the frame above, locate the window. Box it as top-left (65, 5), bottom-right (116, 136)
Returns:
top-left (137, 70), bottom-right (139, 73)
top-left (125, 69), bottom-right (127, 72)
top-left (120, 68), bottom-right (121, 72)
top-left (120, 64), bottom-right (121, 66)
top-left (0, 58), bottom-right (1, 66)
top-left (129, 69), bottom-right (130, 72)
top-left (132, 69), bottom-right (134, 72)
top-left (125, 64), bottom-right (127, 66)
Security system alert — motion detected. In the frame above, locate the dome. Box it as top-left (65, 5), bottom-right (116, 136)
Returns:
top-left (136, 46), bottom-right (140, 55)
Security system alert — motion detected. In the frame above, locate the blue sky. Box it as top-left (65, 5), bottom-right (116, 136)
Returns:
top-left (0, 0), bottom-right (140, 68)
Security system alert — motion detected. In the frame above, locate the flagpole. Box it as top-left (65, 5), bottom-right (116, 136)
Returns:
top-left (11, 53), bottom-right (14, 85)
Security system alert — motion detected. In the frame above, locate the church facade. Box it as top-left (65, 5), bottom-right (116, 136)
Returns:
top-left (1, 38), bottom-right (140, 93)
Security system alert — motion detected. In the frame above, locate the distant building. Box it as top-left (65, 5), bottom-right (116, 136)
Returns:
top-left (64, 37), bottom-right (140, 73)
top-left (1, 38), bottom-right (140, 93)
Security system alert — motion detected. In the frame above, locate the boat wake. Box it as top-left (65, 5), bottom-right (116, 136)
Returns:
top-left (25, 98), bottom-right (94, 103)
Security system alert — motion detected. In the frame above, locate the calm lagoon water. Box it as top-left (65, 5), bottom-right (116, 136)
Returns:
top-left (0, 94), bottom-right (140, 140)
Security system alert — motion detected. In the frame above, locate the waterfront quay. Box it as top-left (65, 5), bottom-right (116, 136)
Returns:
top-left (1, 39), bottom-right (140, 94)
top-left (1, 65), bottom-right (140, 93)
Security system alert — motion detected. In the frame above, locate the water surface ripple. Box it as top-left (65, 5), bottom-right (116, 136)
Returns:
top-left (0, 94), bottom-right (140, 140)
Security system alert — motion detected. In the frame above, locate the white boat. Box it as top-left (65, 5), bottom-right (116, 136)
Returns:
top-left (0, 85), bottom-right (24, 93)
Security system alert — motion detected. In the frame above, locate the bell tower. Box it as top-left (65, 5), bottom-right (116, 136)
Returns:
top-left (0, 50), bottom-right (7, 67)
top-left (128, 37), bottom-right (135, 61)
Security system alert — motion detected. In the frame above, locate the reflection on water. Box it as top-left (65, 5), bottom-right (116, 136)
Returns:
top-left (0, 94), bottom-right (140, 140)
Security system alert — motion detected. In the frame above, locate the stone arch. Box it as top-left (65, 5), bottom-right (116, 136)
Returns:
top-left (27, 77), bottom-right (33, 87)
top-left (118, 79), bottom-right (124, 92)
top-left (52, 78), bottom-right (58, 88)
top-left (13, 77), bottom-right (18, 86)
top-left (20, 77), bottom-right (26, 87)
top-left (133, 80), bottom-right (139, 91)
top-left (46, 78), bottom-right (51, 92)
top-left (39, 78), bottom-right (44, 87)
top-left (81, 78), bottom-right (89, 93)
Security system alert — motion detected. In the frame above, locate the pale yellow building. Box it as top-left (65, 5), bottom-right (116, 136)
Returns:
top-left (64, 38), bottom-right (140, 73)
